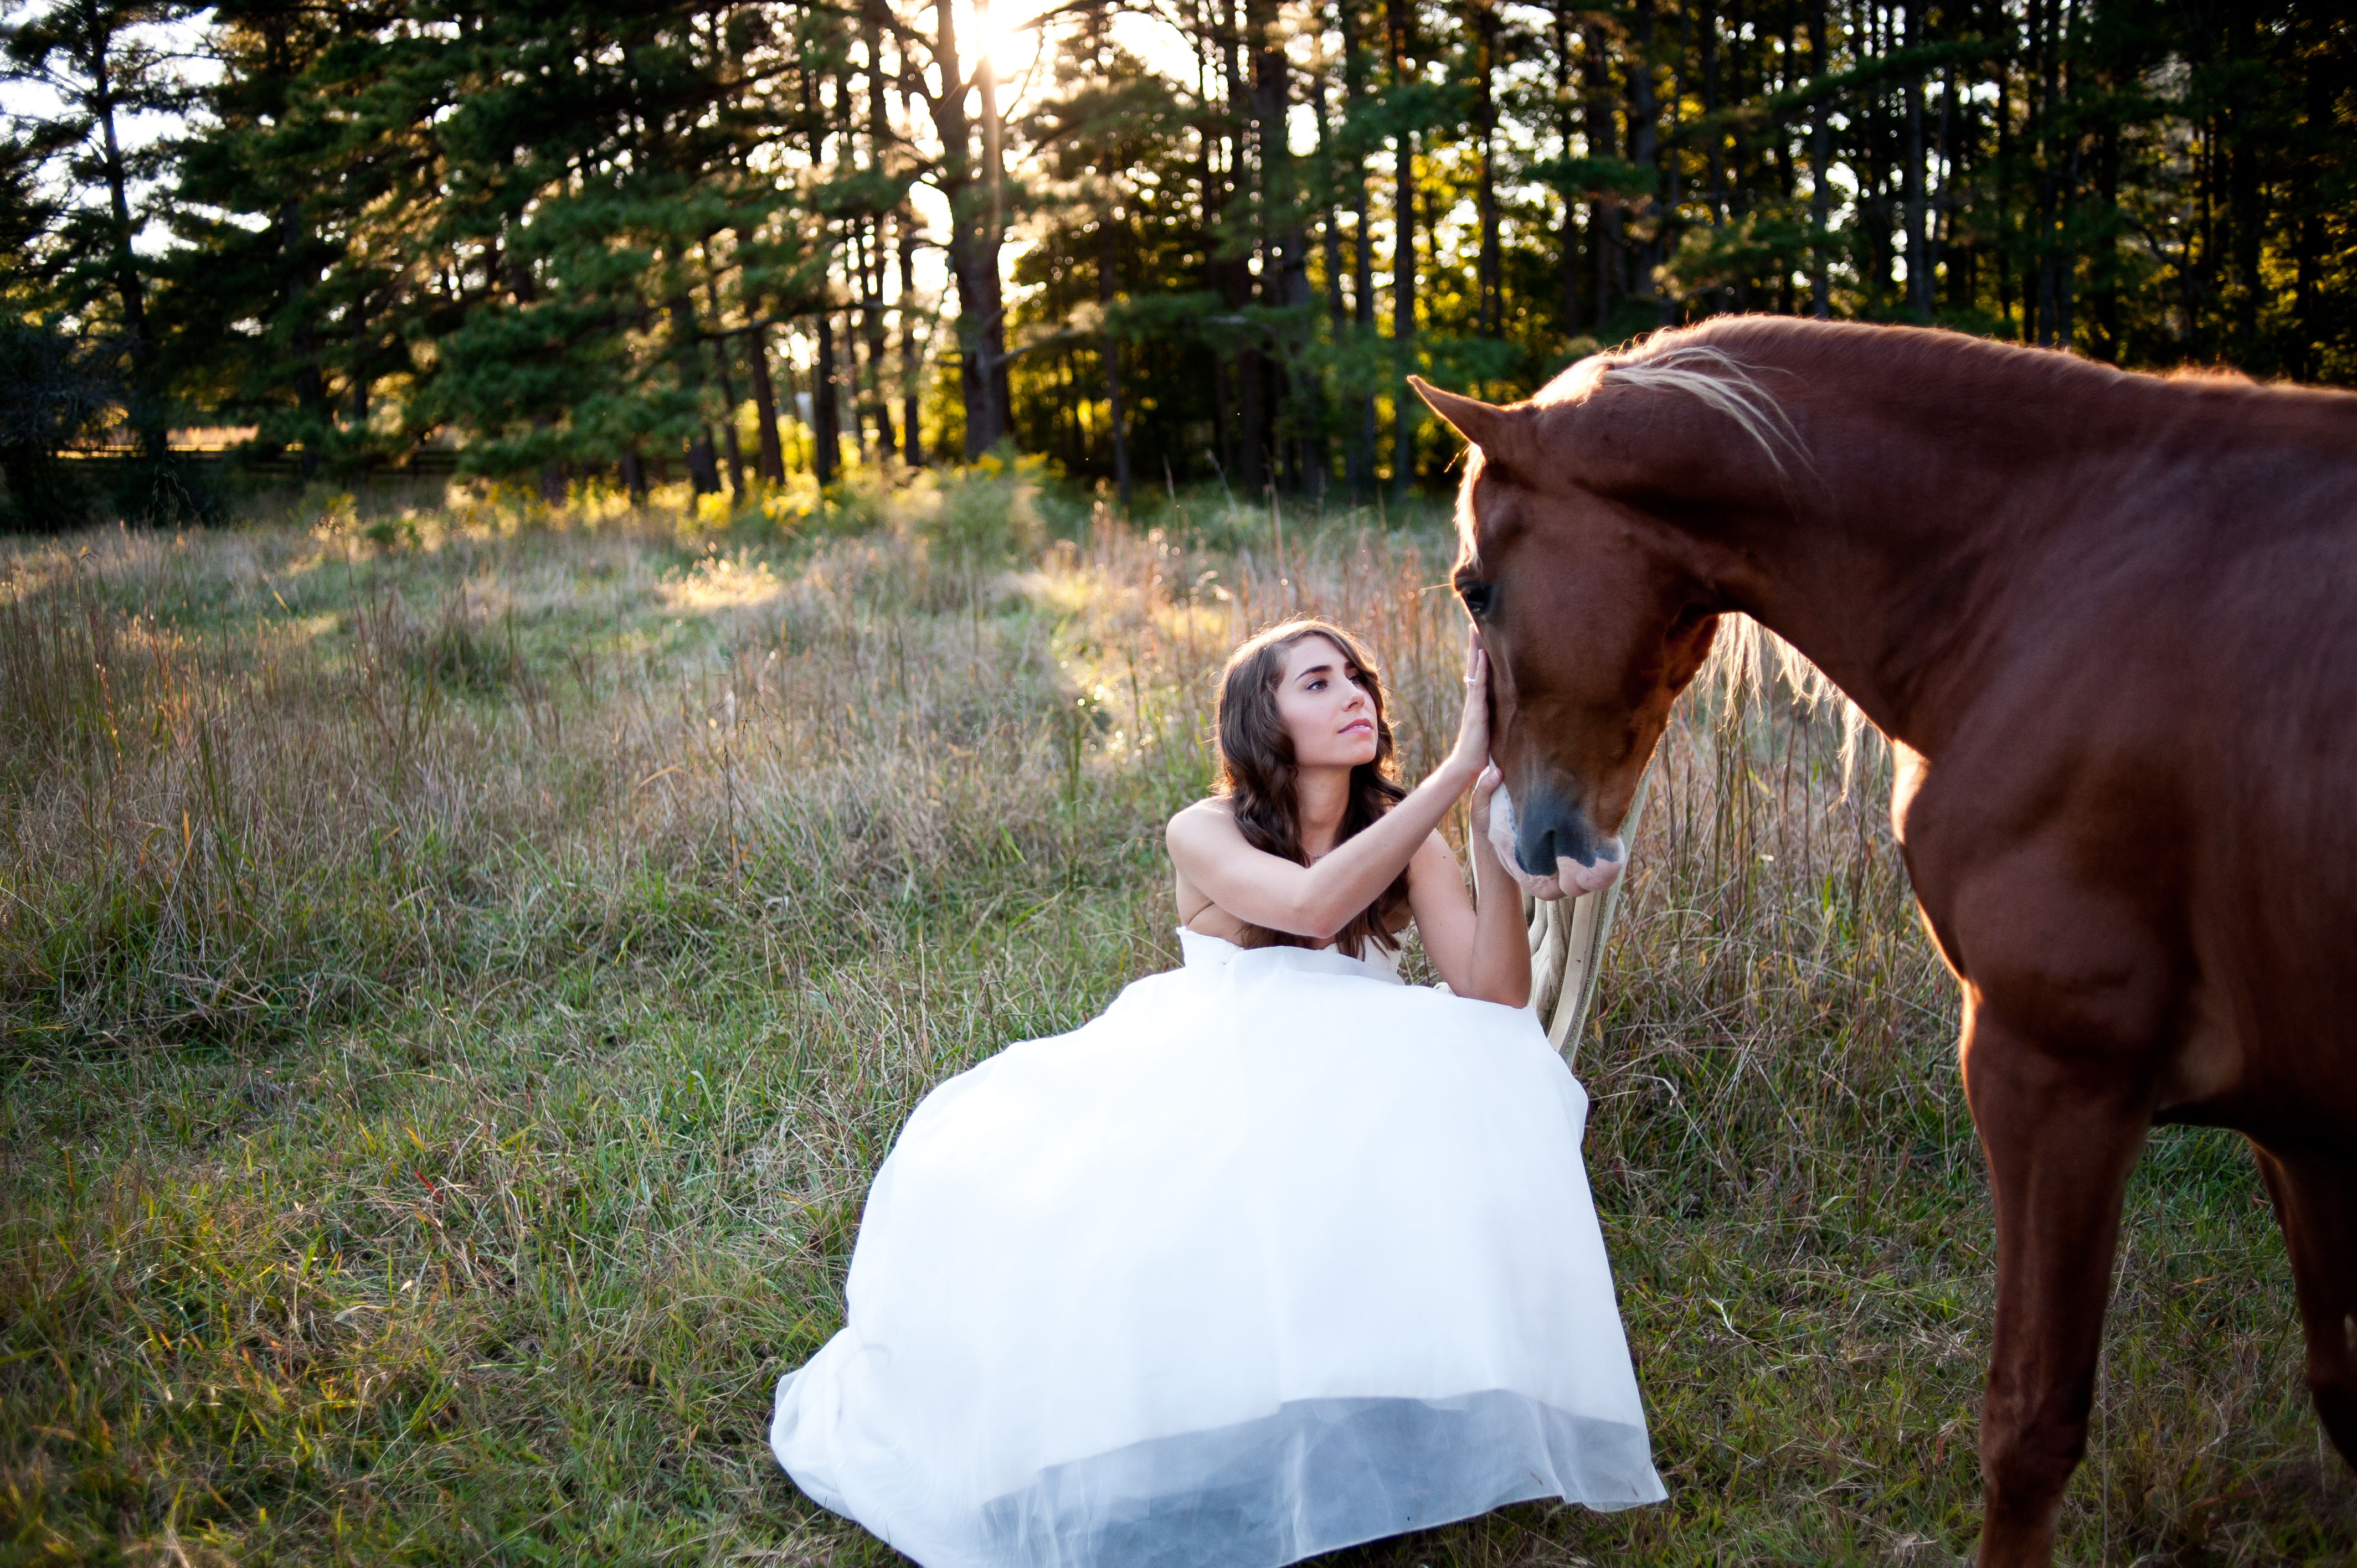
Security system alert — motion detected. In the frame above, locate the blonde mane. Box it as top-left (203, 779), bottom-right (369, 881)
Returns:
top-left (1705, 611), bottom-right (1883, 788)
top-left (1551, 339), bottom-right (1810, 474)
top-left (1479, 327), bottom-right (1874, 782)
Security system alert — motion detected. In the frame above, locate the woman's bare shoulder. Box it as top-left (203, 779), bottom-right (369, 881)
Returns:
top-left (1166, 795), bottom-right (1238, 834)
top-left (1406, 827), bottom-right (1460, 876)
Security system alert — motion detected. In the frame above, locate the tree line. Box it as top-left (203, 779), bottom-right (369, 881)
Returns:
top-left (2, 0), bottom-right (2350, 523)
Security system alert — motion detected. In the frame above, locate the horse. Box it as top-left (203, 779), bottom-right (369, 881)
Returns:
top-left (1413, 316), bottom-right (2357, 1567)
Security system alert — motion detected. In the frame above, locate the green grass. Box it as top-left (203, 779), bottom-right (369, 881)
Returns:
top-left (4, 479), bottom-right (2351, 1566)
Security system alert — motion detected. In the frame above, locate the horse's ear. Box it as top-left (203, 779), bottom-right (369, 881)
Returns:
top-left (1409, 376), bottom-right (1526, 471)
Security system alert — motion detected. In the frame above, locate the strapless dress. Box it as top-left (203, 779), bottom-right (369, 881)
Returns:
top-left (769, 926), bottom-right (1664, 1567)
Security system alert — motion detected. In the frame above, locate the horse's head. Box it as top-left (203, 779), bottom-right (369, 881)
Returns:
top-left (1413, 367), bottom-right (1742, 901)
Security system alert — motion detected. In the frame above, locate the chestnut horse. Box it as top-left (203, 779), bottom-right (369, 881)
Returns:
top-left (1414, 317), bottom-right (2357, 1567)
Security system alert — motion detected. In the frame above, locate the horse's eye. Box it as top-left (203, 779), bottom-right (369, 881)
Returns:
top-left (1457, 579), bottom-right (1494, 617)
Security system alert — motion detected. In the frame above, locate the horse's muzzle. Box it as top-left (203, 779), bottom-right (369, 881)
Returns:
top-left (1488, 783), bottom-right (1625, 900)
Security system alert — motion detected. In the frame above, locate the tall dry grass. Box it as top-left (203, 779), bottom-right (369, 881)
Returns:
top-left (2, 490), bottom-right (2349, 1565)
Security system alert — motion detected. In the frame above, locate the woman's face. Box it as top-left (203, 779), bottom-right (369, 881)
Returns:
top-left (1274, 635), bottom-right (1380, 770)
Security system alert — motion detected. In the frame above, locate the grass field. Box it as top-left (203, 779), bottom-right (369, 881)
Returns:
top-left (4, 474), bottom-right (2351, 1567)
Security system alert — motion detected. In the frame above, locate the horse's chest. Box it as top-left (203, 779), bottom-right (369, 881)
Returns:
top-left (1887, 746), bottom-right (2184, 1061)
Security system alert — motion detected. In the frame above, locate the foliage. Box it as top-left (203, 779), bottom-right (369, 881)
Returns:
top-left (5, 0), bottom-right (2353, 515)
top-left (4, 504), bottom-right (2354, 1564)
top-left (0, 314), bottom-right (114, 530)
top-left (2, 0), bottom-right (198, 460)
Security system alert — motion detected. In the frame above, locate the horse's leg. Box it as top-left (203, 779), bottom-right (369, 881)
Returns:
top-left (1963, 1015), bottom-right (2149, 1568)
top-left (2252, 1145), bottom-right (2357, 1466)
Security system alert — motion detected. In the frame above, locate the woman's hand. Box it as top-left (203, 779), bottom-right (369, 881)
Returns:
top-left (1445, 626), bottom-right (1491, 780)
top-left (1404, 746), bottom-right (1531, 1008)
top-left (1469, 761), bottom-right (1503, 843)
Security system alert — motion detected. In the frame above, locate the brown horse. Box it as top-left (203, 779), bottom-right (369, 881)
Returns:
top-left (1414, 317), bottom-right (2357, 1567)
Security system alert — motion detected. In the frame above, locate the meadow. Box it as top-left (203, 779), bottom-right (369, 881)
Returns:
top-left (3, 471), bottom-right (2350, 1567)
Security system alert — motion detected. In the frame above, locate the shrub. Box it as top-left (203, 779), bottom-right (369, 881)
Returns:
top-left (906, 448), bottom-right (1045, 564)
top-left (0, 316), bottom-right (112, 533)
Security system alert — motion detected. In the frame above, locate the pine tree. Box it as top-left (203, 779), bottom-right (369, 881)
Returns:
top-left (4, 0), bottom-right (197, 462)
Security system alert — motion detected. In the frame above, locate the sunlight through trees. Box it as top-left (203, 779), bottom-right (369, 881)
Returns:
top-left (3, 0), bottom-right (2350, 518)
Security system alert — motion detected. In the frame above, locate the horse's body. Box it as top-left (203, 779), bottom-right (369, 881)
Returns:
top-left (1417, 317), bottom-right (2357, 1566)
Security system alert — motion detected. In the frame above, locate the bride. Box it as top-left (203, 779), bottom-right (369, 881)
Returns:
top-left (770, 617), bottom-right (1665, 1567)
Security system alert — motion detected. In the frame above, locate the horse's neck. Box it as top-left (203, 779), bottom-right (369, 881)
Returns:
top-left (1661, 326), bottom-right (2139, 756)
top-left (1717, 472), bottom-right (2005, 759)
top-left (1568, 318), bottom-right (2342, 758)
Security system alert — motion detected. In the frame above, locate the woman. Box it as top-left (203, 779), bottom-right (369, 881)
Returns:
top-left (771, 618), bottom-right (1664, 1568)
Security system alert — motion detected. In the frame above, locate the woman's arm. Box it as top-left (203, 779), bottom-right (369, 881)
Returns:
top-left (1407, 764), bottom-right (1533, 1008)
top-left (1464, 763), bottom-right (1533, 1006)
top-left (1167, 633), bottom-right (1490, 943)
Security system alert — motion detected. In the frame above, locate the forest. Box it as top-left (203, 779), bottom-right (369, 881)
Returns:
top-left (2, 0), bottom-right (2353, 524)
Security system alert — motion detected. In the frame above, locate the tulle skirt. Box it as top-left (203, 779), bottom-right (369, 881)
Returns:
top-left (771, 930), bottom-right (1665, 1568)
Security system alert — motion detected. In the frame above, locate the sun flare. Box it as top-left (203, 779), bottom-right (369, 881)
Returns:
top-left (955, 0), bottom-right (1032, 82)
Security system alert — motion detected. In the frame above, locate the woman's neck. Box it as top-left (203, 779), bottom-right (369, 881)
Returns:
top-left (1294, 766), bottom-right (1352, 857)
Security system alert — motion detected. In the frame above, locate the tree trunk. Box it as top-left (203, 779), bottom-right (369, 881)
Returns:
top-left (1657, 1), bottom-right (1684, 326)
top-left (277, 202), bottom-right (328, 476)
top-left (1701, 0), bottom-right (1723, 310)
top-left (1387, 0), bottom-right (1416, 501)
top-left (1340, 0), bottom-right (1378, 499)
top-left (979, 24), bottom-right (1015, 448)
top-left (897, 216), bottom-right (925, 466)
top-left (2225, 9), bottom-right (2262, 363)
top-left (1997, 40), bottom-right (2020, 340)
top-left (1584, 23), bottom-right (1625, 329)
top-left (813, 305), bottom-right (841, 486)
top-left (686, 430), bottom-right (722, 496)
top-left (1808, 0), bottom-right (1831, 318)
top-left (1315, 66), bottom-right (1348, 492)
top-left (1726, 0), bottom-right (1751, 311)
top-left (93, 37), bottom-right (164, 462)
top-left (860, 220), bottom-right (897, 460)
top-left (1860, 2), bottom-right (1887, 317)
top-left (842, 310), bottom-right (864, 456)
top-left (747, 323), bottom-right (787, 484)
top-left (1229, 1), bottom-right (1268, 494)
top-left (1310, 65), bottom-right (1348, 450)
top-left (1097, 216), bottom-right (1133, 508)
top-left (925, 0), bottom-right (1010, 458)
top-left (1627, 0), bottom-right (1661, 320)
top-left (349, 288), bottom-right (372, 434)
top-left (1473, 0), bottom-right (1501, 342)
top-left (861, 2), bottom-right (898, 460)
top-left (1551, 0), bottom-right (1583, 334)
top-left (704, 278), bottom-right (746, 494)
top-left (1933, 57), bottom-right (1955, 316)
top-left (1255, 2), bottom-right (1310, 493)
top-left (2089, 111), bottom-right (2121, 362)
top-left (1904, 4), bottom-right (1929, 321)
top-left (668, 287), bottom-right (722, 496)
top-left (2032, 0), bottom-right (2061, 345)
top-left (2290, 32), bottom-right (2327, 380)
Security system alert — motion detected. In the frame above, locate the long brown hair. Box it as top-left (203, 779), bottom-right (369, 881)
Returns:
top-left (1213, 618), bottom-right (1411, 957)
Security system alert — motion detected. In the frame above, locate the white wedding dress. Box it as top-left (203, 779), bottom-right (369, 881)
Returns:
top-left (770, 926), bottom-right (1665, 1568)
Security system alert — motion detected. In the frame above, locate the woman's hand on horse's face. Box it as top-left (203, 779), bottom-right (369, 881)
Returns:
top-left (1447, 627), bottom-right (1492, 782)
top-left (1469, 762), bottom-right (1503, 841)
